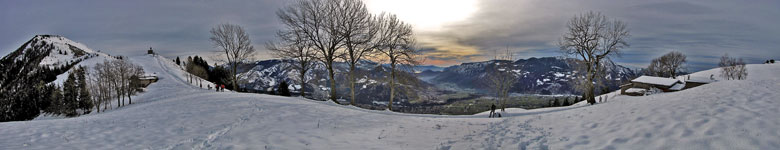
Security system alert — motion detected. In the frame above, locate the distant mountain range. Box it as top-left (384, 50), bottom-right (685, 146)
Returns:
top-left (426, 57), bottom-right (639, 95)
top-left (233, 59), bottom-right (434, 107)
top-left (232, 56), bottom-right (639, 108)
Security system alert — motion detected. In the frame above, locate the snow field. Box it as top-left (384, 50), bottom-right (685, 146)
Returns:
top-left (1, 55), bottom-right (778, 149)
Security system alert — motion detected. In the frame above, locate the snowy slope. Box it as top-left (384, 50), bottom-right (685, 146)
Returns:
top-left (0, 54), bottom-right (778, 149)
top-left (35, 35), bottom-right (99, 67)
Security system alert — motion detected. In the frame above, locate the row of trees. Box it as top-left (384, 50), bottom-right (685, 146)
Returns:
top-left (644, 51), bottom-right (749, 81)
top-left (88, 59), bottom-right (145, 113)
top-left (176, 55), bottom-right (233, 90)
top-left (268, 0), bottom-right (419, 110)
top-left (550, 96), bottom-right (583, 107)
top-left (1, 57), bottom-right (146, 121)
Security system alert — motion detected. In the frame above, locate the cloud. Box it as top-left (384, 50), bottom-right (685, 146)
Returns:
top-left (0, 0), bottom-right (285, 60)
top-left (2, 0), bottom-right (779, 72)
top-left (418, 0), bottom-right (780, 71)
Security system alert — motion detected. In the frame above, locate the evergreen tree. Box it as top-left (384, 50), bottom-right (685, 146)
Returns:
top-left (563, 97), bottom-right (570, 106)
top-left (76, 67), bottom-right (92, 114)
top-left (47, 85), bottom-right (64, 115)
top-left (553, 98), bottom-right (560, 106)
top-left (277, 80), bottom-right (291, 96)
top-left (63, 72), bottom-right (78, 117)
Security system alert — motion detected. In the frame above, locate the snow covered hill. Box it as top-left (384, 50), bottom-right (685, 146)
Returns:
top-left (0, 54), bottom-right (778, 149)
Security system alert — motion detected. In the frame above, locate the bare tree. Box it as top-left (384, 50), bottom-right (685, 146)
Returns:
top-left (88, 59), bottom-right (145, 111)
top-left (126, 64), bottom-right (144, 104)
top-left (91, 60), bottom-right (118, 111)
top-left (267, 30), bottom-right (317, 97)
top-left (186, 60), bottom-right (209, 84)
top-left (375, 14), bottom-right (418, 111)
top-left (88, 63), bottom-right (106, 113)
top-left (646, 57), bottom-right (663, 77)
top-left (558, 11), bottom-right (630, 105)
top-left (487, 48), bottom-right (517, 111)
top-left (339, 0), bottom-right (378, 105)
top-left (719, 53), bottom-right (748, 80)
top-left (647, 51), bottom-right (686, 78)
top-left (210, 23), bottom-right (256, 91)
top-left (277, 0), bottom-right (348, 103)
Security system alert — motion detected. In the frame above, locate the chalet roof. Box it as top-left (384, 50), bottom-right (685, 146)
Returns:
top-left (631, 76), bottom-right (681, 87)
top-left (625, 88), bottom-right (647, 93)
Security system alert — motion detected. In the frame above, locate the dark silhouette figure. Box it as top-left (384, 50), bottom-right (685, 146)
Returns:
top-left (489, 104), bottom-right (497, 118)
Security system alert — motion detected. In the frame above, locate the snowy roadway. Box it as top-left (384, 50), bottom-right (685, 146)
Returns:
top-left (1, 55), bottom-right (779, 149)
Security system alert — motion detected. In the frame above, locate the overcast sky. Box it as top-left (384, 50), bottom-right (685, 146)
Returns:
top-left (2, 0), bottom-right (779, 71)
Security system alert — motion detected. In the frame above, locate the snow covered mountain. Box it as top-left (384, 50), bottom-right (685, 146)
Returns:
top-left (0, 35), bottom-right (115, 85)
top-left (429, 57), bottom-right (639, 95)
top-left (0, 35), bottom-right (119, 121)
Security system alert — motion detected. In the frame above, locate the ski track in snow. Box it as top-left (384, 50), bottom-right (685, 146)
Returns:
top-left (1, 54), bottom-right (779, 149)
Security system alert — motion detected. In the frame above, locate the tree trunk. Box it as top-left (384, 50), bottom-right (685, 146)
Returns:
top-left (327, 62), bottom-right (339, 104)
top-left (586, 79), bottom-right (596, 104)
top-left (232, 63), bottom-right (238, 91)
top-left (349, 65), bottom-right (356, 105)
top-left (127, 87), bottom-right (132, 104)
top-left (389, 63), bottom-right (396, 111)
top-left (116, 91), bottom-right (121, 108)
top-left (323, 60), bottom-right (339, 104)
top-left (585, 62), bottom-right (597, 105)
top-left (299, 70), bottom-right (306, 97)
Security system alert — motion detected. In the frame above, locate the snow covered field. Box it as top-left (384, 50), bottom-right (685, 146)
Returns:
top-left (1, 55), bottom-right (778, 149)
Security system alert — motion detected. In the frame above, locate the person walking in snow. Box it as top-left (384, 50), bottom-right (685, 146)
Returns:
top-left (489, 104), bottom-right (497, 118)
top-left (221, 84), bottom-right (225, 92)
top-left (216, 84), bottom-right (220, 92)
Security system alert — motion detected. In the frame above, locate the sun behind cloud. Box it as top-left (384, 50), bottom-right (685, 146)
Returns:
top-left (365, 0), bottom-right (481, 66)
top-left (364, 0), bottom-right (478, 31)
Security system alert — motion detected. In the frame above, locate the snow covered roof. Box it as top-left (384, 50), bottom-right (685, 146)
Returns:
top-left (669, 83), bottom-right (685, 91)
top-left (625, 88), bottom-right (646, 93)
top-left (631, 76), bottom-right (681, 86)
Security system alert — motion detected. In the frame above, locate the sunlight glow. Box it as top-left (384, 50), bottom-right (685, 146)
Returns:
top-left (364, 0), bottom-right (478, 31)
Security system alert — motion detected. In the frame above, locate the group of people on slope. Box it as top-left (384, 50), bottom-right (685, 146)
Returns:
top-left (214, 84), bottom-right (225, 92)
